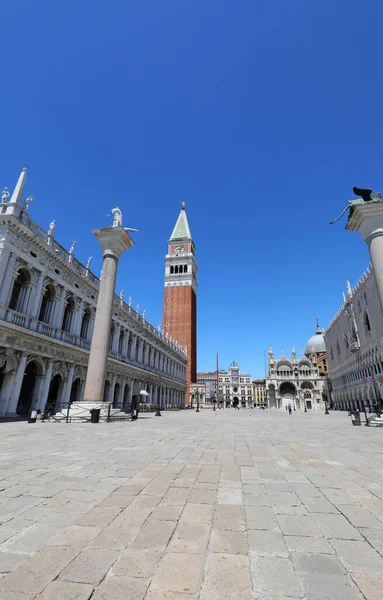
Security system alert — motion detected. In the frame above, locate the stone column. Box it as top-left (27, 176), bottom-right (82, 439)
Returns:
top-left (37, 360), bottom-right (54, 412)
top-left (346, 201), bottom-right (383, 315)
top-left (72, 299), bottom-right (84, 337)
top-left (52, 288), bottom-right (67, 329)
top-left (0, 252), bottom-right (16, 309)
top-left (122, 331), bottom-right (129, 356)
top-left (29, 271), bottom-right (45, 318)
top-left (6, 353), bottom-right (27, 414)
top-left (61, 365), bottom-right (75, 409)
top-left (83, 226), bottom-right (134, 404)
top-left (130, 334), bottom-right (137, 360)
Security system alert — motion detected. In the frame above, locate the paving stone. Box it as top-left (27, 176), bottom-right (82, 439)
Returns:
top-left (150, 504), bottom-right (183, 521)
top-left (0, 593), bottom-right (36, 600)
top-left (74, 507), bottom-right (121, 528)
top-left (131, 518), bottom-right (175, 550)
top-left (339, 505), bottom-right (381, 529)
top-left (245, 506), bottom-right (278, 530)
top-left (112, 506), bottom-right (153, 528)
top-left (1, 524), bottom-right (64, 555)
top-left (188, 489), bottom-right (217, 504)
top-left (214, 504), bottom-right (245, 520)
top-left (0, 552), bottom-right (28, 572)
top-left (330, 539), bottom-right (383, 574)
top-left (0, 546), bottom-right (80, 594)
top-left (351, 573), bottom-right (383, 600)
top-left (299, 572), bottom-right (363, 600)
top-left (112, 549), bottom-right (161, 578)
top-left (291, 551), bottom-right (345, 574)
top-left (210, 529), bottom-right (246, 554)
top-left (37, 581), bottom-right (94, 599)
top-left (150, 553), bottom-right (204, 594)
top-left (251, 555), bottom-right (303, 597)
top-left (161, 487), bottom-right (190, 506)
top-left (180, 502), bottom-right (214, 523)
top-left (200, 553), bottom-right (252, 600)
top-left (311, 513), bottom-right (362, 540)
top-left (50, 525), bottom-right (102, 547)
top-left (168, 522), bottom-right (210, 553)
top-left (92, 576), bottom-right (149, 600)
top-left (248, 529), bottom-right (289, 557)
top-left (88, 524), bottom-right (139, 550)
top-left (302, 497), bottom-right (338, 513)
top-left (285, 535), bottom-right (335, 554)
top-left (277, 514), bottom-right (323, 537)
top-left (59, 547), bottom-right (119, 584)
top-left (97, 494), bottom-right (136, 508)
top-left (145, 591), bottom-right (196, 600)
top-left (217, 487), bottom-right (243, 504)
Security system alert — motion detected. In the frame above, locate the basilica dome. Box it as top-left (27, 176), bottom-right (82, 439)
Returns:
top-left (305, 328), bottom-right (326, 354)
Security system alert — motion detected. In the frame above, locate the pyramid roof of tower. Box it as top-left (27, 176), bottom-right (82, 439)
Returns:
top-left (170, 203), bottom-right (192, 240)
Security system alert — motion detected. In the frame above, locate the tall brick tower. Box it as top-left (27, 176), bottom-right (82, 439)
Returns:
top-left (163, 203), bottom-right (197, 403)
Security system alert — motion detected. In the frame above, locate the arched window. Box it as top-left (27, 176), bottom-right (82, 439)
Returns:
top-left (336, 341), bottom-right (340, 355)
top-left (344, 334), bottom-right (349, 350)
top-left (109, 325), bottom-right (115, 350)
top-left (80, 307), bottom-right (92, 340)
top-left (170, 266), bottom-right (174, 274)
top-left (9, 269), bottom-right (31, 313)
top-left (38, 284), bottom-right (56, 324)
top-left (364, 292), bottom-right (368, 306)
top-left (364, 311), bottom-right (371, 333)
top-left (184, 264), bottom-right (187, 272)
top-left (175, 265), bottom-right (179, 274)
top-left (118, 330), bottom-right (124, 354)
top-left (330, 347), bottom-right (334, 360)
top-left (62, 296), bottom-right (75, 333)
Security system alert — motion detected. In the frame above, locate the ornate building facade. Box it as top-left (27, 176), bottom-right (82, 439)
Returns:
top-left (324, 269), bottom-right (383, 411)
top-left (253, 379), bottom-right (266, 406)
top-left (163, 203), bottom-right (197, 403)
top-left (0, 168), bottom-right (187, 418)
top-left (217, 361), bottom-right (253, 407)
top-left (266, 325), bottom-right (326, 410)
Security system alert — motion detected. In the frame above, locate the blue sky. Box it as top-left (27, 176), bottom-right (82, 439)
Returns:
top-left (1, 1), bottom-right (382, 377)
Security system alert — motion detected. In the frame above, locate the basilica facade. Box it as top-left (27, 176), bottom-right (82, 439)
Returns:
top-left (0, 168), bottom-right (187, 418)
top-left (266, 325), bottom-right (327, 410)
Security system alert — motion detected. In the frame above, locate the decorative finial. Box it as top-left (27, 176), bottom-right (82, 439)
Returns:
top-left (292, 345), bottom-right (296, 358)
top-left (86, 256), bottom-right (92, 269)
top-left (23, 167), bottom-right (27, 172)
top-left (69, 241), bottom-right (76, 254)
top-left (128, 296), bottom-right (132, 307)
top-left (181, 201), bottom-right (186, 209)
top-left (342, 291), bottom-right (346, 303)
top-left (281, 349), bottom-right (285, 357)
top-left (347, 280), bottom-right (352, 297)
top-left (119, 289), bottom-right (124, 304)
top-left (136, 304), bottom-right (139, 314)
top-left (142, 309), bottom-right (146, 320)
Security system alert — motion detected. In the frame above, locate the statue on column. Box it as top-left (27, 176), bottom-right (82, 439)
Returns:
top-left (69, 241), bottom-right (76, 254)
top-left (1, 187), bottom-right (9, 204)
top-left (86, 256), bottom-right (92, 269)
top-left (111, 205), bottom-right (123, 227)
top-left (142, 309), bottom-right (146, 320)
top-left (47, 220), bottom-right (56, 239)
top-left (23, 195), bottom-right (34, 212)
top-left (120, 289), bottom-right (124, 305)
top-left (128, 296), bottom-right (132, 307)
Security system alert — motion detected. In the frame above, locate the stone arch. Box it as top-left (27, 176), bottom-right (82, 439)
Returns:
top-left (38, 282), bottom-right (57, 324)
top-left (80, 306), bottom-right (92, 340)
top-left (45, 373), bottom-right (64, 417)
top-left (17, 359), bottom-right (44, 416)
top-left (62, 295), bottom-right (76, 333)
top-left (9, 267), bottom-right (32, 313)
top-left (113, 382), bottom-right (121, 407)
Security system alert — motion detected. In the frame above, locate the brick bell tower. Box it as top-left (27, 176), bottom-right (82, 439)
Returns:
top-left (163, 202), bottom-right (197, 404)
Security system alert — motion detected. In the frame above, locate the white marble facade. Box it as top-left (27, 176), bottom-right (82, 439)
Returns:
top-left (266, 331), bottom-right (326, 411)
top-left (0, 168), bottom-right (187, 417)
top-left (324, 269), bottom-right (383, 412)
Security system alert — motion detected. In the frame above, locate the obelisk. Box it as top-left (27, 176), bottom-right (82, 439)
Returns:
top-left (83, 206), bottom-right (137, 404)
top-left (346, 192), bottom-right (383, 314)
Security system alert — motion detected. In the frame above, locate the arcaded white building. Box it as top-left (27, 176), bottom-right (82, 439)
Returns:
top-left (0, 168), bottom-right (187, 418)
top-left (266, 326), bottom-right (326, 410)
top-left (324, 269), bottom-right (383, 412)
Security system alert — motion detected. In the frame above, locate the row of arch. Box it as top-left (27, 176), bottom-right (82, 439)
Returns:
top-left (169, 264), bottom-right (188, 275)
top-left (0, 352), bottom-right (186, 418)
top-left (6, 266), bottom-right (186, 382)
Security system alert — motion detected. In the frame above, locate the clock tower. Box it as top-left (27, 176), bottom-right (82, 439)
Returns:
top-left (163, 203), bottom-right (197, 403)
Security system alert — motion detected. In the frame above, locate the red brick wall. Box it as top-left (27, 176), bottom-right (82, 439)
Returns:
top-left (163, 286), bottom-right (197, 403)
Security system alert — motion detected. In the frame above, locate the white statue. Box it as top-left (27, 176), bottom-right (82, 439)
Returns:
top-left (136, 304), bottom-right (139, 313)
top-left (23, 195), bottom-right (34, 211)
top-left (292, 345), bottom-right (296, 359)
top-left (158, 324), bottom-right (161, 332)
top-left (128, 296), bottom-right (132, 307)
top-left (120, 289), bottom-right (124, 301)
top-left (1, 187), bottom-right (9, 204)
top-left (347, 280), bottom-right (352, 297)
top-left (86, 256), bottom-right (92, 269)
top-left (342, 291), bottom-right (346, 303)
top-left (48, 220), bottom-right (56, 236)
top-left (69, 241), bottom-right (76, 254)
top-left (268, 345), bottom-right (273, 357)
top-left (111, 205), bottom-right (123, 227)
top-left (142, 309), bottom-right (146, 320)
top-left (166, 332), bottom-right (169, 339)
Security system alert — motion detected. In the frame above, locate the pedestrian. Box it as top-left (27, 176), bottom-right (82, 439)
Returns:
top-left (288, 404), bottom-right (292, 415)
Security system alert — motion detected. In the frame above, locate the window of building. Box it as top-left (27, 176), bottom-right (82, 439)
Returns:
top-left (364, 311), bottom-right (371, 333)
top-left (336, 341), bottom-right (340, 355)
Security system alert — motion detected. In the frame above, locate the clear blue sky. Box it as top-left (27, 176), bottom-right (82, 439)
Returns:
top-left (1, 1), bottom-right (382, 377)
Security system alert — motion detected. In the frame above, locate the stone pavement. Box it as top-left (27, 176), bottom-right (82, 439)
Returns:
top-left (0, 410), bottom-right (383, 599)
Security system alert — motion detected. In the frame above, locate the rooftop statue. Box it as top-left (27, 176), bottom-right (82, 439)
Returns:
top-left (23, 195), bottom-right (34, 211)
top-left (330, 187), bottom-right (382, 224)
top-left (86, 256), bottom-right (92, 269)
top-left (47, 220), bottom-right (56, 236)
top-left (111, 205), bottom-right (123, 227)
top-left (1, 187), bottom-right (9, 204)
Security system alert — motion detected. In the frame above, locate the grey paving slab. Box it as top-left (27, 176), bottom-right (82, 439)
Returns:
top-left (0, 410), bottom-right (382, 599)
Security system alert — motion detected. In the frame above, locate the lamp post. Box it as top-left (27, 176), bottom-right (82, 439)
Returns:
top-left (196, 389), bottom-right (200, 412)
top-left (324, 399), bottom-right (329, 415)
top-left (155, 375), bottom-right (162, 417)
top-left (304, 395), bottom-right (307, 413)
top-left (212, 393), bottom-right (216, 411)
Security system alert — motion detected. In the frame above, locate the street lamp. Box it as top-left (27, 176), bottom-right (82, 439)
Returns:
top-left (155, 375), bottom-right (162, 417)
top-left (212, 393), bottom-right (216, 411)
top-left (196, 389), bottom-right (200, 412)
top-left (191, 393), bottom-right (194, 410)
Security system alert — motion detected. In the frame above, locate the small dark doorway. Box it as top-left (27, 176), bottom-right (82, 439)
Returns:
top-left (45, 374), bottom-right (62, 417)
top-left (233, 397), bottom-right (239, 407)
top-left (103, 380), bottom-right (110, 403)
top-left (70, 378), bottom-right (81, 404)
top-left (113, 383), bottom-right (121, 407)
top-left (306, 400), bottom-right (312, 410)
top-left (17, 361), bottom-right (38, 416)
